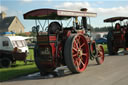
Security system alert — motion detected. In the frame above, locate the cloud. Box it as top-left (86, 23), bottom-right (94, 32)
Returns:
top-left (9, 11), bottom-right (23, 16)
top-left (0, 6), bottom-right (8, 12)
top-left (21, 0), bottom-right (33, 2)
top-left (56, 2), bottom-right (128, 16)
top-left (96, 6), bottom-right (128, 16)
top-left (56, 2), bottom-right (90, 11)
top-left (47, 0), bottom-right (52, 2)
top-left (21, 0), bottom-right (53, 2)
top-left (96, 1), bottom-right (104, 4)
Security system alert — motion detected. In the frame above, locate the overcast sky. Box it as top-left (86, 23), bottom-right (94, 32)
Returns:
top-left (0, 0), bottom-right (128, 32)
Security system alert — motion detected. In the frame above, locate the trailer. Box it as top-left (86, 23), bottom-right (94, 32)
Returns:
top-left (24, 8), bottom-right (104, 75)
top-left (0, 36), bottom-right (29, 67)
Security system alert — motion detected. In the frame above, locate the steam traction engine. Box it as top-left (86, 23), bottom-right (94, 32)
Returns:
top-left (104, 17), bottom-right (128, 55)
top-left (24, 8), bottom-right (104, 75)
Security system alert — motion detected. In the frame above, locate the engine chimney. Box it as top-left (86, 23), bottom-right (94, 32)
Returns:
top-left (80, 8), bottom-right (88, 12)
top-left (80, 8), bottom-right (88, 30)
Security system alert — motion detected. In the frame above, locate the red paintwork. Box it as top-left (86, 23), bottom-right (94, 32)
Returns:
top-left (49, 36), bottom-right (56, 41)
top-left (113, 30), bottom-right (125, 48)
top-left (36, 28), bottom-right (104, 72)
top-left (50, 43), bottom-right (56, 67)
top-left (66, 31), bottom-right (71, 37)
top-left (36, 31), bottom-right (90, 70)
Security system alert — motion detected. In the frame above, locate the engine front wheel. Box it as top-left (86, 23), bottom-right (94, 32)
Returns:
top-left (96, 45), bottom-right (104, 65)
top-left (64, 34), bottom-right (89, 73)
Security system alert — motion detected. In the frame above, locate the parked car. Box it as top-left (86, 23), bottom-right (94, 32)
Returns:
top-left (95, 38), bottom-right (107, 44)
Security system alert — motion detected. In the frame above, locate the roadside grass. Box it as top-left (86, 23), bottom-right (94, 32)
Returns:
top-left (26, 48), bottom-right (35, 60)
top-left (97, 44), bottom-right (108, 54)
top-left (102, 44), bottom-right (108, 54)
top-left (0, 48), bottom-right (39, 82)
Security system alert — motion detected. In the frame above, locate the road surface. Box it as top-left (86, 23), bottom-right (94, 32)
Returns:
top-left (1, 54), bottom-right (128, 85)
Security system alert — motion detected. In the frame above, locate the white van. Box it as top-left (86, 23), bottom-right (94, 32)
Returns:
top-left (0, 36), bottom-right (29, 68)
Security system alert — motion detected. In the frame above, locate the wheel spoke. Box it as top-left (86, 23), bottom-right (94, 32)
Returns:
top-left (77, 58), bottom-right (81, 69)
top-left (73, 47), bottom-right (78, 52)
top-left (82, 53), bottom-right (87, 57)
top-left (73, 59), bottom-right (77, 65)
top-left (78, 36), bottom-right (81, 40)
top-left (73, 53), bottom-right (77, 57)
top-left (80, 59), bottom-right (85, 66)
top-left (96, 45), bottom-right (104, 65)
top-left (74, 40), bottom-right (79, 49)
top-left (77, 39), bottom-right (81, 48)
top-left (98, 51), bottom-right (103, 57)
top-left (100, 51), bottom-right (103, 56)
top-left (80, 55), bottom-right (85, 61)
top-left (80, 43), bottom-right (85, 48)
top-left (77, 58), bottom-right (85, 70)
top-left (75, 59), bottom-right (79, 69)
top-left (75, 37), bottom-right (81, 48)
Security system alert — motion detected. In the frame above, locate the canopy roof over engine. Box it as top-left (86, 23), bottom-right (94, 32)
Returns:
top-left (23, 8), bottom-right (97, 20)
top-left (104, 17), bottom-right (128, 23)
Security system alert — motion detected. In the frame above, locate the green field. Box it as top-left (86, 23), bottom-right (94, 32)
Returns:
top-left (102, 44), bottom-right (108, 54)
top-left (0, 49), bottom-right (39, 82)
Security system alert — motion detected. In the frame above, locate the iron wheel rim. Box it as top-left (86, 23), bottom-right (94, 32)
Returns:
top-left (72, 34), bottom-right (89, 72)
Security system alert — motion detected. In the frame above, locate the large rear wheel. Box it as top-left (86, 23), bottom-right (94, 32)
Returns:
top-left (107, 31), bottom-right (118, 55)
top-left (64, 34), bottom-right (89, 73)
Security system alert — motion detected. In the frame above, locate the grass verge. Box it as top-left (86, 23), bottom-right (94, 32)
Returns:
top-left (0, 63), bottom-right (38, 82)
top-left (102, 44), bottom-right (108, 54)
top-left (0, 48), bottom-right (39, 82)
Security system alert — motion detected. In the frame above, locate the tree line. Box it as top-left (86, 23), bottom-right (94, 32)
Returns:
top-left (93, 26), bottom-right (112, 32)
top-left (87, 24), bottom-right (111, 32)
top-left (16, 25), bottom-right (111, 36)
